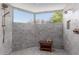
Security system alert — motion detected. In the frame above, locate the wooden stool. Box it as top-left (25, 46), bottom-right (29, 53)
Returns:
top-left (39, 40), bottom-right (54, 52)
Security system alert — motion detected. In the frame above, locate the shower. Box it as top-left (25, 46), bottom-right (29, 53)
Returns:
top-left (1, 3), bottom-right (10, 43)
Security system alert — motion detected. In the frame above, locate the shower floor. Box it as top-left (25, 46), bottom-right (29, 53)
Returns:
top-left (10, 47), bottom-right (68, 55)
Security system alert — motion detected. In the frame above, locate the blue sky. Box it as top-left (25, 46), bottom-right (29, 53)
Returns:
top-left (13, 9), bottom-right (53, 23)
top-left (36, 13), bottom-right (53, 21)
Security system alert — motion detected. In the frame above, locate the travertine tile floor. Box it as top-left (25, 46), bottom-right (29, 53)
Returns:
top-left (10, 47), bottom-right (68, 55)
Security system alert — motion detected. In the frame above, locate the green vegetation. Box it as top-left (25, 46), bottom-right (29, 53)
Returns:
top-left (50, 11), bottom-right (63, 23)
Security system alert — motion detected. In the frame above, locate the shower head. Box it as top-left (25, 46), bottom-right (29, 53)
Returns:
top-left (1, 3), bottom-right (10, 16)
top-left (2, 3), bottom-right (8, 9)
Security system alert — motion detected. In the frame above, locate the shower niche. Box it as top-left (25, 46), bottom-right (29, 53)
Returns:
top-left (73, 28), bottom-right (79, 34)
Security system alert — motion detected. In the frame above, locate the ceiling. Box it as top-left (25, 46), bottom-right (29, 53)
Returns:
top-left (10, 3), bottom-right (66, 13)
top-left (10, 3), bottom-right (79, 13)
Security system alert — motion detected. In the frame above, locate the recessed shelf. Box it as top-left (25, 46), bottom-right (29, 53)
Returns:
top-left (73, 28), bottom-right (79, 34)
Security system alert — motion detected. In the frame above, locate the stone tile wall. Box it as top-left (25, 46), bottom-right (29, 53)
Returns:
top-left (0, 4), bottom-right (12, 54)
top-left (12, 23), bottom-right (63, 51)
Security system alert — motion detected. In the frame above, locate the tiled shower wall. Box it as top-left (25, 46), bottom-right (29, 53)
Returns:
top-left (0, 4), bottom-right (12, 54)
top-left (63, 9), bottom-right (79, 55)
top-left (12, 23), bottom-right (63, 51)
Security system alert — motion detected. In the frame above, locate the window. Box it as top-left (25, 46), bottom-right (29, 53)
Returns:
top-left (13, 8), bottom-right (54, 24)
top-left (13, 8), bottom-right (33, 23)
top-left (36, 12), bottom-right (53, 24)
